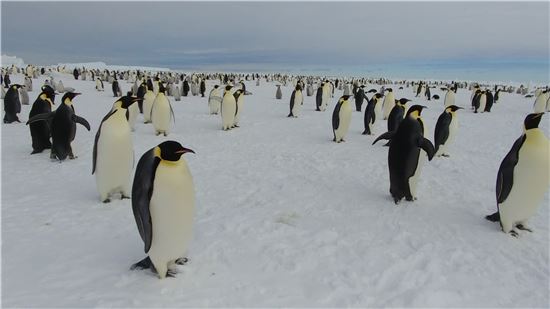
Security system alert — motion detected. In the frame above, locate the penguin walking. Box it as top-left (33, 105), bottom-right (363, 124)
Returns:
top-left (275, 85), bottom-right (282, 100)
top-left (151, 84), bottom-right (174, 136)
top-left (485, 113), bottom-right (549, 237)
top-left (3, 84), bottom-right (22, 123)
top-left (233, 89), bottom-right (244, 127)
top-left (143, 85), bottom-right (156, 123)
top-left (130, 141), bottom-right (196, 279)
top-left (26, 92), bottom-right (91, 161)
top-left (434, 105), bottom-right (462, 157)
top-left (93, 95), bottom-right (140, 203)
top-left (208, 85), bottom-right (221, 115)
top-left (373, 105), bottom-right (435, 203)
top-left (332, 95), bottom-right (352, 143)
top-left (28, 85), bottom-right (57, 154)
top-left (382, 88), bottom-right (395, 120)
top-left (288, 85), bottom-right (303, 118)
top-left (221, 86), bottom-right (236, 130)
top-left (362, 93), bottom-right (383, 135)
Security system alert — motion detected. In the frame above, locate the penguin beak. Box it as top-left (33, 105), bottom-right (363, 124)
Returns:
top-left (131, 97), bottom-right (142, 103)
top-left (176, 147), bottom-right (195, 155)
top-left (73, 93), bottom-right (81, 96)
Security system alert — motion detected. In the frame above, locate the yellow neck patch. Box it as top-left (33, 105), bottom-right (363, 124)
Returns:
top-left (154, 146), bottom-right (161, 159)
top-left (410, 110), bottom-right (420, 119)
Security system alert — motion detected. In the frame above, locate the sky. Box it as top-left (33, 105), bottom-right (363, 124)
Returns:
top-left (1, 1), bottom-right (549, 72)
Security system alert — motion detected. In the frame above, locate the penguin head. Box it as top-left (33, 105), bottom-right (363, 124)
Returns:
top-left (156, 141), bottom-right (195, 162)
top-left (341, 95), bottom-right (351, 101)
top-left (385, 88), bottom-right (393, 92)
top-left (41, 85), bottom-right (57, 102)
top-left (445, 105), bottom-right (463, 113)
top-left (295, 84), bottom-right (302, 91)
top-left (116, 95), bottom-right (141, 109)
top-left (224, 85), bottom-right (233, 93)
top-left (214, 85), bottom-right (219, 89)
top-left (158, 83), bottom-right (166, 94)
top-left (373, 93), bottom-right (383, 101)
top-left (397, 98), bottom-right (411, 105)
top-left (524, 113), bottom-right (544, 131)
top-left (407, 105), bottom-right (427, 119)
top-left (11, 84), bottom-right (22, 90)
top-left (62, 92), bottom-right (81, 105)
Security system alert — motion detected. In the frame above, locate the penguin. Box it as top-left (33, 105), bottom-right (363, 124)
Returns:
top-left (200, 80), bottom-right (206, 97)
top-left (484, 90), bottom-right (494, 112)
top-left (112, 79), bottom-right (122, 97)
top-left (287, 84), bottom-right (303, 118)
top-left (362, 93), bottom-right (383, 135)
top-left (332, 95), bottom-right (352, 143)
top-left (130, 141), bottom-right (196, 279)
top-left (434, 105), bottom-right (463, 157)
top-left (494, 88), bottom-right (501, 104)
top-left (136, 82), bottom-right (146, 113)
top-left (151, 84), bottom-right (174, 136)
top-left (471, 89), bottom-right (481, 112)
top-left (382, 88), bottom-right (395, 120)
top-left (485, 113), bottom-right (549, 237)
top-left (28, 85), bottom-right (57, 154)
top-left (320, 81), bottom-right (331, 111)
top-left (26, 92), bottom-right (91, 161)
top-left (315, 83), bottom-right (323, 111)
top-left (182, 80), bottom-right (190, 96)
top-left (126, 91), bottom-right (140, 131)
top-left (354, 85), bottom-right (368, 112)
top-left (95, 78), bottom-right (104, 91)
top-left (373, 105), bottom-right (435, 204)
top-left (143, 85), bottom-right (156, 123)
top-left (444, 88), bottom-right (455, 107)
top-left (476, 90), bottom-right (487, 113)
top-left (208, 85), bottom-right (222, 115)
top-left (387, 98), bottom-right (410, 133)
top-left (56, 80), bottom-right (65, 93)
top-left (3, 84), bottom-right (22, 123)
top-left (533, 90), bottom-right (548, 113)
top-left (233, 89), bottom-right (244, 127)
top-left (24, 75), bottom-right (33, 92)
top-left (93, 95), bottom-right (141, 203)
top-left (275, 85), bottom-right (282, 100)
top-left (221, 86), bottom-right (236, 130)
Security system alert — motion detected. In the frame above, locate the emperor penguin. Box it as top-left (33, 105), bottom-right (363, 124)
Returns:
top-left (151, 84), bottom-right (174, 136)
top-left (233, 89), bottom-right (245, 127)
top-left (444, 87), bottom-right (456, 107)
top-left (362, 93), bottom-right (383, 135)
top-left (485, 113), bottom-right (550, 237)
top-left (434, 105), bottom-right (463, 157)
top-left (96, 78), bottom-right (104, 91)
top-left (3, 84), bottom-right (22, 123)
top-left (332, 95), bottom-right (352, 142)
top-left (28, 85), bottom-right (57, 154)
top-left (143, 85), bottom-right (156, 123)
top-left (93, 95), bottom-right (141, 202)
top-left (476, 90), bottom-right (487, 113)
top-left (320, 81), bottom-right (331, 111)
top-left (126, 91), bottom-right (140, 131)
top-left (24, 75), bottom-right (33, 91)
top-left (19, 85), bottom-right (30, 105)
top-left (288, 84), bottom-right (303, 118)
top-left (315, 83), bottom-right (324, 111)
top-left (484, 90), bottom-right (494, 112)
top-left (382, 88), bottom-right (395, 120)
top-left (130, 141), bottom-right (196, 279)
top-left (208, 85), bottom-right (222, 115)
top-left (373, 105), bottom-right (435, 204)
top-left (26, 92), bottom-right (91, 161)
top-left (533, 90), bottom-right (548, 113)
top-left (221, 85), bottom-right (236, 130)
top-left (275, 85), bottom-right (282, 99)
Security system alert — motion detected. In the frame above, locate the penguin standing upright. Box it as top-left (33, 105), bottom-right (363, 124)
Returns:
top-left (221, 86), bottom-right (236, 130)
top-left (233, 89), bottom-right (245, 127)
top-left (3, 84), bottom-right (22, 123)
top-left (26, 92), bottom-right (91, 161)
top-left (288, 85), bottom-right (303, 118)
top-left (143, 85), bottom-right (156, 123)
top-left (112, 79), bottom-right (122, 97)
top-left (320, 81), bottom-right (331, 111)
top-left (476, 90), bottom-right (487, 113)
top-left (19, 86), bottom-right (30, 105)
top-left (471, 89), bottom-right (481, 111)
top-left (387, 98), bottom-right (410, 133)
top-left (136, 83), bottom-right (146, 113)
top-left (315, 83), bottom-right (323, 111)
top-left (275, 85), bottom-right (282, 100)
top-left (484, 90), bottom-right (494, 112)
top-left (93, 95), bottom-right (140, 202)
top-left (182, 80), bottom-right (190, 96)
top-left (208, 85), bottom-right (221, 115)
top-left (96, 78), bottom-right (104, 91)
top-left (354, 85), bottom-right (368, 112)
top-left (28, 85), bottom-right (56, 154)
top-left (485, 113), bottom-right (550, 236)
top-left (373, 105), bottom-right (435, 203)
top-left (382, 88), bottom-right (395, 120)
top-left (444, 87), bottom-right (456, 107)
top-left (533, 90), bottom-right (548, 113)
top-left (130, 141), bottom-right (196, 279)
top-left (434, 105), bottom-right (462, 157)
top-left (151, 84), bottom-right (174, 136)
top-left (200, 79), bottom-right (206, 97)
top-left (362, 93), bottom-right (383, 135)
top-left (126, 91), bottom-right (140, 131)
top-left (332, 95), bottom-right (352, 143)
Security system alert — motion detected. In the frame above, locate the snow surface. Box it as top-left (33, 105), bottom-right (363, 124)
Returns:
top-left (1, 71), bottom-right (549, 307)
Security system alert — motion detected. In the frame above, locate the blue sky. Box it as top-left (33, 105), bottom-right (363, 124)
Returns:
top-left (1, 1), bottom-right (549, 70)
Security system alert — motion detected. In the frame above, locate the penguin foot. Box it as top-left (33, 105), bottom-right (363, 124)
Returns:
top-left (131, 256), bottom-right (153, 270)
top-left (163, 133), bottom-right (168, 137)
top-left (441, 154), bottom-right (450, 158)
top-left (30, 149), bottom-right (43, 154)
top-left (516, 224), bottom-right (533, 232)
top-left (393, 197), bottom-right (401, 205)
top-left (166, 269), bottom-right (178, 278)
top-left (175, 257), bottom-right (189, 265)
top-left (509, 230), bottom-right (519, 238)
top-left (69, 154), bottom-right (77, 160)
top-left (121, 194), bottom-right (131, 200)
top-left (103, 198), bottom-right (111, 203)
top-left (405, 196), bottom-right (414, 202)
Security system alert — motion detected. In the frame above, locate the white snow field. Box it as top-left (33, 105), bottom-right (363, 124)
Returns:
top-left (2, 70), bottom-right (548, 307)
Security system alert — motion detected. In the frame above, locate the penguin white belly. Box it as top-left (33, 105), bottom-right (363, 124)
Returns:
top-left (143, 92), bottom-right (155, 122)
top-left (478, 94), bottom-right (487, 113)
top-left (209, 94), bottom-right (221, 114)
top-left (221, 97), bottom-right (236, 130)
top-left (292, 92), bottom-right (303, 116)
top-left (335, 103), bottom-right (352, 142)
top-left (321, 87), bottom-right (330, 111)
top-left (444, 91), bottom-right (455, 107)
top-left (148, 161), bottom-right (195, 277)
top-left (499, 135), bottom-right (550, 232)
top-left (95, 115), bottom-right (133, 199)
top-left (383, 94), bottom-right (395, 120)
top-left (438, 117), bottom-right (458, 156)
top-left (151, 95), bottom-right (172, 134)
top-left (128, 102), bottom-right (139, 131)
top-left (374, 101), bottom-right (383, 121)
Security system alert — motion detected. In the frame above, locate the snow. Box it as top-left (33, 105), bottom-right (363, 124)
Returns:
top-left (1, 69), bottom-right (548, 307)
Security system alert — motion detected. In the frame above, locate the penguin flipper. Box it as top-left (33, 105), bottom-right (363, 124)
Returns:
top-left (73, 115), bottom-right (91, 131)
top-left (26, 111), bottom-right (55, 125)
top-left (289, 91), bottom-right (295, 114)
top-left (332, 102), bottom-right (342, 130)
top-left (372, 131), bottom-right (395, 145)
top-left (132, 149), bottom-right (160, 253)
top-left (434, 112), bottom-right (451, 152)
top-left (496, 135), bottom-right (525, 204)
top-left (418, 137), bottom-right (436, 160)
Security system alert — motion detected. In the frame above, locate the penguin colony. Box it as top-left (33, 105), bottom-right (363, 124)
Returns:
top-left (2, 64), bottom-right (549, 281)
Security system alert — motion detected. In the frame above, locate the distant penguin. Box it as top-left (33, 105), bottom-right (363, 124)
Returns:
top-left (19, 85), bottom-right (30, 105)
top-left (143, 85), bottom-right (156, 123)
top-left (182, 80), bottom-right (190, 96)
top-left (151, 84), bottom-right (174, 136)
top-left (221, 86), bottom-right (236, 130)
top-left (24, 75), bottom-right (33, 91)
top-left (3, 84), bottom-right (22, 123)
top-left (373, 105), bottom-right (435, 203)
top-left (28, 85), bottom-right (56, 154)
top-left (434, 105), bottom-right (462, 157)
top-left (275, 85), bottom-right (282, 99)
top-left (288, 85), bottom-right (303, 118)
top-left (476, 91), bottom-right (487, 113)
top-left (332, 95), bottom-right (352, 143)
top-left (306, 84), bottom-right (314, 96)
top-left (174, 86), bottom-right (181, 101)
top-left (208, 85), bottom-right (222, 115)
top-left (320, 81), bottom-right (331, 111)
top-left (95, 78), bottom-right (104, 91)
top-left (315, 83), bottom-right (323, 111)
top-left (354, 86), bottom-right (368, 112)
top-left (362, 93), bottom-right (383, 135)
top-left (136, 83), bottom-right (146, 113)
top-left (200, 80), bottom-right (206, 97)
top-left (485, 113), bottom-right (549, 237)
top-left (444, 88), bottom-right (455, 107)
top-left (130, 141), bottom-right (196, 279)
top-left (382, 88), bottom-right (395, 120)
top-left (484, 90), bottom-right (494, 112)
top-left (494, 88), bottom-right (501, 104)
top-left (112, 79), bottom-right (122, 97)
top-left (56, 80), bottom-right (65, 93)
top-left (26, 92), bottom-right (91, 161)
top-left (93, 95), bottom-right (140, 202)
top-left (233, 89), bottom-right (244, 127)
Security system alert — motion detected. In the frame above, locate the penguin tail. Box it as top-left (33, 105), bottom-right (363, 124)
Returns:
top-left (485, 212), bottom-right (500, 222)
